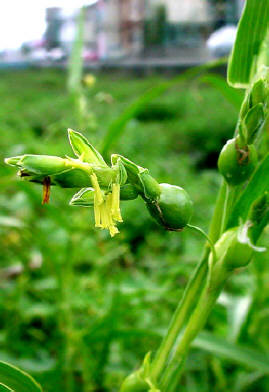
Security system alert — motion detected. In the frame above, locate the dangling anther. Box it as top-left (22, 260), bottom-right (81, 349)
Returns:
top-left (42, 176), bottom-right (51, 205)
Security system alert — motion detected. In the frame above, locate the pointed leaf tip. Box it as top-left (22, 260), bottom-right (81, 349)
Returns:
top-left (4, 156), bottom-right (23, 166)
top-left (67, 129), bottom-right (107, 167)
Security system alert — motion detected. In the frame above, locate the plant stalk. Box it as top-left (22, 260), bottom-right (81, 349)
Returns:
top-left (151, 181), bottom-right (228, 382)
top-left (161, 263), bottom-right (229, 391)
top-left (151, 249), bottom-right (209, 381)
top-left (219, 183), bottom-right (237, 235)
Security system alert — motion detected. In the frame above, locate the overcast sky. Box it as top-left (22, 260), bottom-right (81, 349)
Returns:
top-left (0, 1), bottom-right (96, 50)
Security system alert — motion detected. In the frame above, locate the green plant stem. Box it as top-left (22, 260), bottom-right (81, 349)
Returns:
top-left (151, 182), bottom-right (228, 382)
top-left (160, 184), bottom-right (265, 391)
top-left (161, 264), bottom-right (229, 392)
top-left (208, 180), bottom-right (227, 243)
top-left (151, 249), bottom-right (209, 381)
top-left (220, 183), bottom-right (237, 235)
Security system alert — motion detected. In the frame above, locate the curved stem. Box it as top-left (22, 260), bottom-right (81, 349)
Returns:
top-left (161, 265), bottom-right (229, 392)
top-left (186, 224), bottom-right (217, 265)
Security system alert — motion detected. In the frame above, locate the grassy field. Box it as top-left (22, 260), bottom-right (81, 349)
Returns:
top-left (0, 69), bottom-right (268, 392)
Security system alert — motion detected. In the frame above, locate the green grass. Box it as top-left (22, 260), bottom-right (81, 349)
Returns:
top-left (0, 69), bottom-right (268, 392)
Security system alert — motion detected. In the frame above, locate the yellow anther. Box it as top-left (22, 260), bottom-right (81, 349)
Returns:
top-left (105, 193), bottom-right (114, 226)
top-left (111, 183), bottom-right (123, 222)
top-left (109, 225), bottom-right (119, 237)
top-left (91, 173), bottom-right (103, 205)
top-left (91, 180), bottom-right (122, 237)
top-left (100, 203), bottom-right (109, 229)
top-left (94, 194), bottom-right (101, 227)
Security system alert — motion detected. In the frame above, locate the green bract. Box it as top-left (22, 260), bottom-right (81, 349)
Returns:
top-left (120, 372), bottom-right (149, 392)
top-left (69, 184), bottom-right (139, 207)
top-left (111, 154), bottom-right (161, 201)
top-left (146, 183), bottom-right (193, 230)
top-left (5, 155), bottom-right (69, 176)
top-left (67, 128), bottom-right (107, 166)
top-left (209, 224), bottom-right (265, 270)
top-left (212, 228), bottom-right (253, 269)
top-left (218, 137), bottom-right (257, 186)
top-left (120, 353), bottom-right (159, 392)
top-left (238, 69), bottom-right (268, 143)
top-left (243, 103), bottom-right (264, 143)
top-left (250, 78), bottom-right (266, 107)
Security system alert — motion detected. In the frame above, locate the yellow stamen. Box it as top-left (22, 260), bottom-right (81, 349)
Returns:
top-left (109, 225), bottom-right (119, 237)
top-left (111, 183), bottom-right (123, 222)
top-left (105, 193), bottom-right (114, 227)
top-left (100, 203), bottom-right (109, 229)
top-left (94, 194), bottom-right (101, 227)
top-left (91, 173), bottom-right (103, 205)
top-left (91, 179), bottom-right (121, 237)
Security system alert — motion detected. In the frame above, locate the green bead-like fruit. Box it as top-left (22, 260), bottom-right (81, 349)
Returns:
top-left (147, 183), bottom-right (193, 230)
top-left (120, 372), bottom-right (149, 392)
top-left (218, 138), bottom-right (257, 186)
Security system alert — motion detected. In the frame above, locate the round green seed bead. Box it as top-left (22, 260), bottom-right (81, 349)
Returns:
top-left (147, 183), bottom-right (193, 230)
top-left (218, 138), bottom-right (257, 186)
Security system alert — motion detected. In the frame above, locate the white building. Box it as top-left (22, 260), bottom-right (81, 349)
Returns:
top-left (150, 0), bottom-right (212, 24)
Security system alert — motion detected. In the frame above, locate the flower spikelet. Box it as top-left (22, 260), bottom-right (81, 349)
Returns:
top-left (90, 173), bottom-right (122, 237)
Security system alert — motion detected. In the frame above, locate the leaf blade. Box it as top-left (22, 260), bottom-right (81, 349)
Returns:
top-left (193, 331), bottom-right (269, 373)
top-left (199, 73), bottom-right (243, 110)
top-left (0, 361), bottom-right (42, 392)
top-left (228, 0), bottom-right (269, 88)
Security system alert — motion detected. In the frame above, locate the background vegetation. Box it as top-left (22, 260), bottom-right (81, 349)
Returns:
top-left (0, 68), bottom-right (268, 392)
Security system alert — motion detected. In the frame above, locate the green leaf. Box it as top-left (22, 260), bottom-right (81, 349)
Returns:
top-left (193, 332), bottom-right (269, 373)
top-left (228, 154), bottom-right (269, 228)
top-left (226, 295), bottom-right (252, 343)
top-left (0, 361), bottom-right (42, 392)
top-left (228, 0), bottom-right (269, 88)
top-left (0, 384), bottom-right (13, 392)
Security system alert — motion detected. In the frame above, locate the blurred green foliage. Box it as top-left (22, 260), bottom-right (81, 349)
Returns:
top-left (0, 69), bottom-right (268, 392)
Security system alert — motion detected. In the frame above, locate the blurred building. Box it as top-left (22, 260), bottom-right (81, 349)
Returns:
top-left (96, 0), bottom-right (145, 58)
top-left (45, 7), bottom-right (62, 50)
top-left (44, 0), bottom-right (244, 62)
top-left (118, 0), bottom-right (145, 55)
top-left (55, 0), bottom-right (145, 60)
top-left (146, 0), bottom-right (213, 48)
top-left (156, 0), bottom-right (212, 24)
